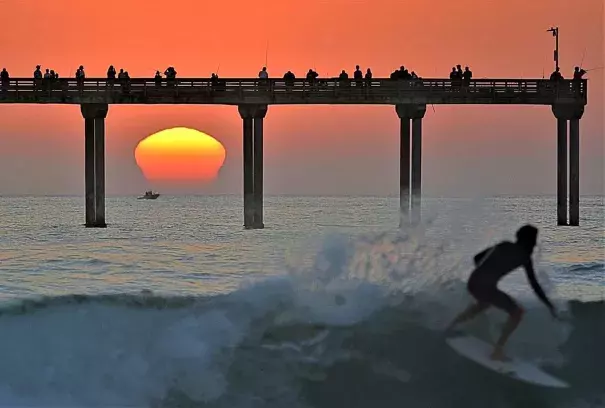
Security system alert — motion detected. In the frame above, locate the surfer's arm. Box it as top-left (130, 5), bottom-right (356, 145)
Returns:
top-left (524, 262), bottom-right (555, 313)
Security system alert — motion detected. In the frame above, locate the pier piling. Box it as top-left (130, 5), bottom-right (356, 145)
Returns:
top-left (80, 103), bottom-right (108, 228)
top-left (238, 104), bottom-right (268, 229)
top-left (396, 104), bottom-right (427, 225)
top-left (552, 103), bottom-right (584, 226)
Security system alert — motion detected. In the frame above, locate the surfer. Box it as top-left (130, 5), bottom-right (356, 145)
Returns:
top-left (446, 224), bottom-right (557, 361)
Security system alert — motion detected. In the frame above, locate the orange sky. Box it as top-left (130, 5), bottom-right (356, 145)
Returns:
top-left (0, 0), bottom-right (602, 196)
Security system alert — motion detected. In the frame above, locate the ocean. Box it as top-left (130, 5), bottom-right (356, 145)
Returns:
top-left (0, 194), bottom-right (603, 408)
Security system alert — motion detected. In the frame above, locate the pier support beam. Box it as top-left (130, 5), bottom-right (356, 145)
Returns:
top-left (552, 104), bottom-right (584, 226)
top-left (81, 103), bottom-right (108, 228)
top-left (238, 104), bottom-right (268, 229)
top-left (569, 119), bottom-right (580, 226)
top-left (396, 104), bottom-right (427, 225)
top-left (556, 117), bottom-right (567, 226)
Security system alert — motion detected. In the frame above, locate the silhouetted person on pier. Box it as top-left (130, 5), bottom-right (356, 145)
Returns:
top-left (338, 70), bottom-right (350, 88)
top-left (164, 67), bottom-right (177, 87)
top-left (33, 65), bottom-right (43, 91)
top-left (1, 68), bottom-right (9, 92)
top-left (549, 67), bottom-right (563, 81)
top-left (210, 73), bottom-right (225, 91)
top-left (283, 70), bottom-right (295, 89)
top-left (34, 65), bottom-right (43, 80)
top-left (354, 65), bottom-right (363, 87)
top-left (365, 68), bottom-right (372, 80)
top-left (449, 67), bottom-right (457, 80)
top-left (446, 225), bottom-right (557, 362)
top-left (462, 66), bottom-right (472, 86)
top-left (75, 65), bottom-right (85, 91)
top-left (154, 71), bottom-right (162, 88)
top-left (42, 68), bottom-right (52, 90)
top-left (450, 66), bottom-right (462, 88)
top-left (306, 68), bottom-right (318, 85)
top-left (117, 69), bottom-right (127, 89)
top-left (410, 71), bottom-right (418, 79)
top-left (76, 65), bottom-right (85, 80)
top-left (107, 65), bottom-right (116, 80)
top-left (572, 66), bottom-right (586, 94)
top-left (573, 66), bottom-right (586, 81)
top-left (258, 66), bottom-right (269, 89)
top-left (106, 65), bottom-right (116, 86)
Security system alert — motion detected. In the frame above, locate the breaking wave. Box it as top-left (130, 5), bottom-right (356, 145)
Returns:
top-left (0, 230), bottom-right (603, 408)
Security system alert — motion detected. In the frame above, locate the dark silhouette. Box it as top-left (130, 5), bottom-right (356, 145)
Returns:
top-left (462, 66), bottom-right (473, 86)
top-left (283, 70), bottom-right (295, 89)
top-left (306, 68), bottom-right (318, 85)
top-left (449, 67), bottom-right (457, 79)
top-left (573, 66), bottom-right (586, 81)
top-left (549, 67), bottom-right (563, 81)
top-left (258, 66), bottom-right (269, 79)
top-left (446, 225), bottom-right (556, 361)
top-left (572, 66), bottom-right (586, 94)
top-left (353, 65), bottom-right (363, 87)
top-left (1, 68), bottom-right (9, 92)
top-left (75, 65), bottom-right (85, 81)
top-left (106, 65), bottom-right (116, 88)
top-left (164, 67), bottom-right (177, 87)
top-left (154, 71), bottom-right (162, 88)
top-left (33, 65), bottom-right (43, 80)
top-left (365, 68), bottom-right (373, 80)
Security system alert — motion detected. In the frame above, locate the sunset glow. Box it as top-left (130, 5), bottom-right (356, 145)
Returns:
top-left (135, 128), bottom-right (226, 182)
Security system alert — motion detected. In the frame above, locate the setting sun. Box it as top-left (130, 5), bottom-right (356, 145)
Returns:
top-left (135, 127), bottom-right (226, 182)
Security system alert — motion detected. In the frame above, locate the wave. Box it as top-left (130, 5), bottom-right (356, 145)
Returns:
top-left (0, 230), bottom-right (603, 408)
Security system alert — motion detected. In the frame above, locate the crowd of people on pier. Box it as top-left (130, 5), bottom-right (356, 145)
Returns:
top-left (0, 63), bottom-right (589, 93)
top-left (449, 65), bottom-right (473, 86)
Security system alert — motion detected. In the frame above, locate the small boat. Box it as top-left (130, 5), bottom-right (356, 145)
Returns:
top-left (138, 190), bottom-right (160, 200)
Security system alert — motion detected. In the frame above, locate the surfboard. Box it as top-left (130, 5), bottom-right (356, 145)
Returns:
top-left (446, 335), bottom-right (569, 388)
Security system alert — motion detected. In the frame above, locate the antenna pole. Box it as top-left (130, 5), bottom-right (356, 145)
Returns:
top-left (547, 26), bottom-right (559, 72)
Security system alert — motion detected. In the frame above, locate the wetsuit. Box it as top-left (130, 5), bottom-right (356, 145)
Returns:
top-left (467, 241), bottom-right (553, 314)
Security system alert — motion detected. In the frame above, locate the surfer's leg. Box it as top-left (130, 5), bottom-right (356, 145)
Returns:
top-left (490, 290), bottom-right (523, 361)
top-left (446, 301), bottom-right (489, 331)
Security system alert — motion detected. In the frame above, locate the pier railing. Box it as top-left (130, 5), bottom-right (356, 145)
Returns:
top-left (0, 78), bottom-right (587, 105)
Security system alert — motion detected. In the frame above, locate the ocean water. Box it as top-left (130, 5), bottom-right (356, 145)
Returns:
top-left (0, 194), bottom-right (603, 408)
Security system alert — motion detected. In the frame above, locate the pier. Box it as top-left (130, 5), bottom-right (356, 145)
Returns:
top-left (0, 77), bottom-right (587, 228)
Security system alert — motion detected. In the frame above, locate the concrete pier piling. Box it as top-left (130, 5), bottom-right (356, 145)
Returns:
top-left (396, 104), bottom-right (427, 225)
top-left (569, 118), bottom-right (580, 226)
top-left (80, 103), bottom-right (108, 228)
top-left (552, 104), bottom-right (584, 226)
top-left (238, 104), bottom-right (268, 229)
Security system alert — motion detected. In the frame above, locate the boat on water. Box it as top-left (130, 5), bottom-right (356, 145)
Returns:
top-left (138, 190), bottom-right (160, 200)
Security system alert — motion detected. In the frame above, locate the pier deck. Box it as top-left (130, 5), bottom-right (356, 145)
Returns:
top-left (0, 78), bottom-right (587, 106)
